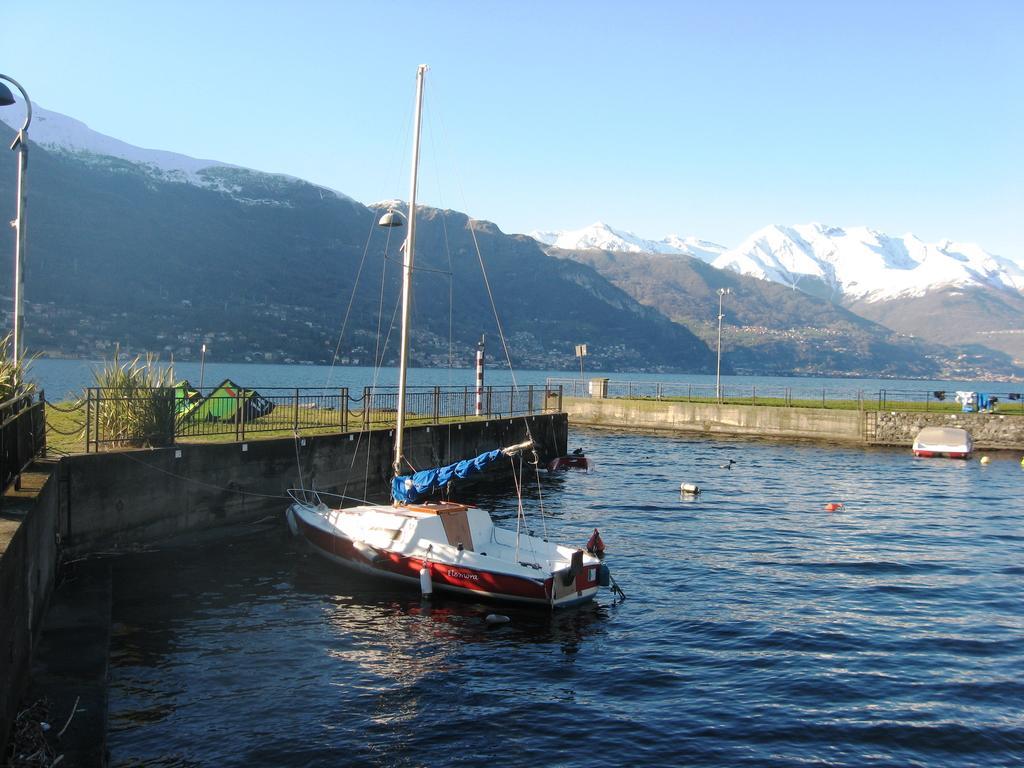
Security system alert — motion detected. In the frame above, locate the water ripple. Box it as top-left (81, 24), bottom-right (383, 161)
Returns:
top-left (106, 430), bottom-right (1024, 767)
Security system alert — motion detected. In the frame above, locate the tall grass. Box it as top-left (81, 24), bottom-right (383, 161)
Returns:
top-left (0, 332), bottom-right (36, 403)
top-left (88, 349), bottom-right (176, 447)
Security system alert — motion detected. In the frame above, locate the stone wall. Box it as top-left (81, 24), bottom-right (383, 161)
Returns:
top-left (565, 397), bottom-right (1024, 450)
top-left (868, 411), bottom-right (1024, 450)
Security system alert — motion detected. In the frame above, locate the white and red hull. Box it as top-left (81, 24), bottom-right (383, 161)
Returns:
top-left (548, 455), bottom-right (590, 472)
top-left (912, 449), bottom-right (970, 459)
top-left (286, 497), bottom-right (601, 609)
top-left (912, 427), bottom-right (973, 460)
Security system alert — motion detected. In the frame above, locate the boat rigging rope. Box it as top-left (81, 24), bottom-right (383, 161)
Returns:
top-left (464, 222), bottom-right (553, 538)
top-left (323, 210), bottom-right (387, 389)
top-left (511, 452), bottom-right (523, 563)
top-left (509, 452), bottom-right (541, 566)
top-left (109, 449), bottom-right (291, 499)
top-left (102, 444), bottom-right (385, 506)
top-left (292, 428), bottom-right (306, 494)
top-left (429, 80), bottom-right (543, 465)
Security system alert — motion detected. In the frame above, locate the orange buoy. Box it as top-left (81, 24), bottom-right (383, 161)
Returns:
top-left (824, 502), bottom-right (844, 512)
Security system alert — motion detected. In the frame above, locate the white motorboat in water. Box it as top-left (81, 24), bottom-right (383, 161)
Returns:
top-left (286, 65), bottom-right (613, 608)
top-left (912, 426), bottom-right (973, 459)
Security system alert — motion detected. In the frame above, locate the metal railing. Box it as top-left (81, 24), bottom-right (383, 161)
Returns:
top-left (80, 384), bottom-right (563, 452)
top-left (1, 392), bottom-right (46, 496)
top-left (549, 378), bottom-right (864, 409)
top-left (549, 378), bottom-right (1024, 414)
top-left (876, 389), bottom-right (1024, 414)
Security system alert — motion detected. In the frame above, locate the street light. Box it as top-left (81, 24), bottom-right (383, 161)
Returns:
top-left (0, 75), bottom-right (32, 366)
top-left (715, 288), bottom-right (731, 402)
top-left (575, 343), bottom-right (587, 396)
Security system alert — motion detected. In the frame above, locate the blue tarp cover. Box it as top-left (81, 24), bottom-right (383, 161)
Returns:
top-left (392, 449), bottom-right (503, 503)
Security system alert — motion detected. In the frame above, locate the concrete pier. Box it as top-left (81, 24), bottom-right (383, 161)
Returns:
top-left (564, 397), bottom-right (1024, 450)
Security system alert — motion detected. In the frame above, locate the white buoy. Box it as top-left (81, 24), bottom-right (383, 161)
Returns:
top-left (680, 482), bottom-right (700, 495)
top-left (419, 566), bottom-right (433, 597)
top-left (980, 456), bottom-right (990, 465)
top-left (485, 614), bottom-right (511, 625)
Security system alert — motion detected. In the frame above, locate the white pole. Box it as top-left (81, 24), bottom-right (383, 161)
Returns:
top-left (199, 343), bottom-right (207, 391)
top-left (1, 75), bottom-right (32, 367)
top-left (716, 288), bottom-right (729, 401)
top-left (393, 65), bottom-right (427, 479)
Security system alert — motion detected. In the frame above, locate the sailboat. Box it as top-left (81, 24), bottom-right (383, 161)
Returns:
top-left (285, 65), bottom-right (612, 608)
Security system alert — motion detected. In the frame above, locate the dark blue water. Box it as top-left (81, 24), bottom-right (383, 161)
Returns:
top-left (106, 430), bottom-right (1024, 767)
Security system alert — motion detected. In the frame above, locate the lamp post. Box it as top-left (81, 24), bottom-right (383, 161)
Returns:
top-left (575, 343), bottom-right (587, 397)
top-left (0, 75), bottom-right (32, 366)
top-left (199, 343), bottom-right (207, 391)
top-left (715, 288), bottom-right (731, 402)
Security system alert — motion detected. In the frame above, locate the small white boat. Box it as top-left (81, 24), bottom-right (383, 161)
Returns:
top-left (286, 489), bottom-right (605, 608)
top-left (912, 426), bottom-right (973, 459)
top-left (286, 65), bottom-right (614, 609)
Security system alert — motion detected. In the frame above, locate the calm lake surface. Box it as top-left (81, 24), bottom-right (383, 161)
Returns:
top-left (105, 428), bottom-right (1024, 767)
top-left (30, 357), bottom-right (1018, 402)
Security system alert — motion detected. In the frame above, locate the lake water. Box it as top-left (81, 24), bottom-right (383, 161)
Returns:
top-left (105, 428), bottom-right (1024, 767)
top-left (28, 357), bottom-right (1018, 402)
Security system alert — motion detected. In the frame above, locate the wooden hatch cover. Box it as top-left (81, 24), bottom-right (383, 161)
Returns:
top-left (406, 502), bottom-right (474, 551)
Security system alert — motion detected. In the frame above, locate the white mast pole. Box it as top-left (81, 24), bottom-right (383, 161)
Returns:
top-left (393, 64), bottom-right (427, 480)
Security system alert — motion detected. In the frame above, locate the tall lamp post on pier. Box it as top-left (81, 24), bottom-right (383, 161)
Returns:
top-left (715, 287), bottom-right (731, 402)
top-left (575, 343), bottom-right (587, 397)
top-left (0, 75), bottom-right (32, 366)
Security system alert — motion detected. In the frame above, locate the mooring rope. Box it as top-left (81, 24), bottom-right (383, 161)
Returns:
top-left (109, 449), bottom-right (291, 499)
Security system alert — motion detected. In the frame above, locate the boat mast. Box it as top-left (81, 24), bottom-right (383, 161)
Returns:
top-left (393, 64), bottom-right (427, 480)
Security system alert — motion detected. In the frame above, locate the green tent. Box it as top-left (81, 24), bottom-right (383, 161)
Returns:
top-left (174, 380), bottom-right (203, 420)
top-left (181, 379), bottom-right (276, 424)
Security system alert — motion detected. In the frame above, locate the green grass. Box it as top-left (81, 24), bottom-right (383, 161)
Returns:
top-left (625, 393), bottom-right (1022, 415)
top-left (44, 402), bottom-right (503, 455)
top-left (48, 390), bottom-right (1020, 456)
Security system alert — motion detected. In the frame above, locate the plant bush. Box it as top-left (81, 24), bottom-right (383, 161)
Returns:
top-left (88, 348), bottom-right (176, 447)
top-left (0, 332), bottom-right (36, 403)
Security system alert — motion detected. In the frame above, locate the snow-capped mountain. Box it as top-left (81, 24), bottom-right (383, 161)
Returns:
top-left (712, 223), bottom-right (1024, 302)
top-left (0, 98), bottom-right (353, 202)
top-left (530, 222), bottom-right (726, 262)
top-left (0, 98), bottom-right (230, 182)
top-left (535, 219), bottom-right (1023, 303)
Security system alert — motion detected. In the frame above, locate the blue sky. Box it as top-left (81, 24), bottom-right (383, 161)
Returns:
top-left (3, 1), bottom-right (1022, 259)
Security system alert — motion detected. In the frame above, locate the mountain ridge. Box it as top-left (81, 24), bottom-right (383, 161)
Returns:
top-left (1, 103), bottom-right (1020, 377)
top-left (0, 120), bottom-right (716, 374)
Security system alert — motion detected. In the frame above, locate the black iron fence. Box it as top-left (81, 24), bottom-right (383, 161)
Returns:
top-left (875, 389), bottom-right (1024, 413)
top-left (81, 384), bottom-right (562, 452)
top-left (549, 378), bottom-right (864, 408)
top-left (0, 392), bottom-right (46, 495)
top-left (549, 378), bottom-right (1024, 414)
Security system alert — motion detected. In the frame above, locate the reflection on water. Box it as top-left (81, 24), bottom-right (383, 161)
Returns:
top-left (107, 430), bottom-right (1024, 767)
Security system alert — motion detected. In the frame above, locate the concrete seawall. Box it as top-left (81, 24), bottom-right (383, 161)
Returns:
top-left (0, 469), bottom-right (61, 758)
top-left (566, 397), bottom-right (866, 443)
top-left (0, 412), bottom-right (567, 757)
top-left (60, 413), bottom-right (565, 557)
top-left (565, 397), bottom-right (1024, 450)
